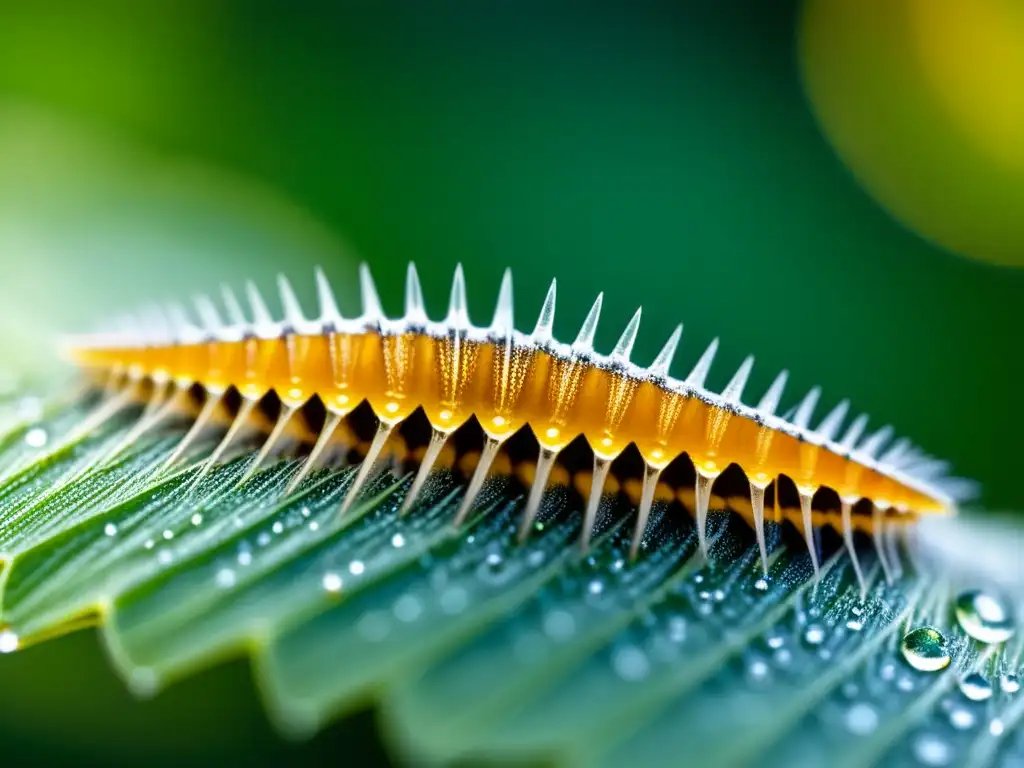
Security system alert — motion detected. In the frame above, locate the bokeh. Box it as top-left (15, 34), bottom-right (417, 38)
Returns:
top-left (0, 1), bottom-right (1021, 765)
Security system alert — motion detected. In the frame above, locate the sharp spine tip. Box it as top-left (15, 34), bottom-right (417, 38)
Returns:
top-left (447, 263), bottom-right (468, 325)
top-left (685, 337), bottom-right (719, 389)
top-left (650, 324), bottom-right (683, 377)
top-left (572, 293), bottom-right (603, 351)
top-left (245, 281), bottom-right (276, 334)
top-left (359, 263), bottom-right (385, 322)
top-left (757, 370), bottom-right (788, 416)
top-left (532, 278), bottom-right (557, 341)
top-left (721, 355), bottom-right (754, 403)
top-left (815, 399), bottom-right (850, 443)
top-left (405, 262), bottom-right (427, 323)
top-left (491, 268), bottom-right (514, 332)
top-left (277, 274), bottom-right (308, 329)
top-left (315, 267), bottom-right (344, 325)
top-left (792, 386), bottom-right (821, 430)
top-left (610, 307), bottom-right (642, 362)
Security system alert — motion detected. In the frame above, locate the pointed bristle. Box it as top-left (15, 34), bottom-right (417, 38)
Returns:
top-left (757, 370), bottom-right (788, 416)
top-left (815, 399), bottom-right (849, 442)
top-left (532, 278), bottom-right (557, 341)
top-left (792, 386), bottom-right (821, 430)
top-left (359, 263), bottom-right (385, 321)
top-left (277, 274), bottom-right (307, 328)
top-left (491, 268), bottom-right (514, 332)
top-left (221, 285), bottom-right (247, 327)
top-left (685, 338), bottom-right (719, 389)
top-left (193, 295), bottom-right (223, 333)
top-left (573, 293), bottom-right (603, 351)
top-left (721, 355), bottom-right (754, 404)
top-left (315, 267), bottom-right (344, 325)
top-left (649, 324), bottom-right (683, 377)
top-left (404, 262), bottom-right (427, 322)
top-left (838, 413), bottom-right (869, 452)
top-left (245, 281), bottom-right (275, 330)
top-left (447, 263), bottom-right (468, 325)
top-left (859, 425), bottom-right (894, 459)
top-left (610, 307), bottom-right (642, 362)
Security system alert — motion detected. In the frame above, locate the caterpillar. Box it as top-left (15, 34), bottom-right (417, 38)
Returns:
top-left (64, 263), bottom-right (973, 593)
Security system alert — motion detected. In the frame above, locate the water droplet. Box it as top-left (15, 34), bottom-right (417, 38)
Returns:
top-left (237, 550), bottom-right (253, 566)
top-left (157, 549), bottom-right (173, 566)
top-left (667, 615), bottom-right (686, 643)
top-left (357, 611), bottom-right (390, 642)
top-left (913, 733), bottom-right (952, 766)
top-left (881, 662), bottom-right (897, 681)
top-left (24, 427), bottom-right (48, 448)
top-left (104, 523), bottom-right (118, 537)
top-left (959, 673), bottom-right (993, 701)
top-left (391, 533), bottom-right (406, 548)
top-left (542, 610), bottom-right (576, 641)
top-left (394, 594), bottom-right (423, 623)
top-left (162, 529), bottom-right (174, 541)
top-left (713, 588), bottom-right (726, 602)
top-left (349, 560), bottom-right (366, 576)
top-left (754, 577), bottom-right (769, 591)
top-left (0, 630), bottom-right (19, 653)
top-left (846, 618), bottom-right (864, 632)
top-left (949, 706), bottom-right (976, 730)
top-left (308, 521), bottom-right (319, 531)
top-left (215, 568), bottom-right (236, 588)
top-left (300, 506), bottom-right (311, 518)
top-left (144, 539), bottom-right (155, 550)
top-left (989, 718), bottom-right (1005, 736)
top-left (747, 658), bottom-right (770, 682)
top-left (191, 513), bottom-right (203, 526)
top-left (439, 586), bottom-right (468, 615)
top-left (1000, 673), bottom-right (1020, 694)
top-left (901, 627), bottom-right (951, 672)
top-left (844, 703), bottom-right (879, 735)
top-left (257, 532), bottom-right (271, 546)
top-left (954, 589), bottom-right (1015, 644)
top-left (322, 572), bottom-right (343, 593)
top-left (612, 645), bottom-right (650, 681)
top-left (804, 623), bottom-right (826, 646)
top-left (766, 630), bottom-right (786, 650)
top-left (486, 552), bottom-right (503, 568)
top-left (527, 549), bottom-right (546, 567)
top-left (271, 521), bottom-right (284, 535)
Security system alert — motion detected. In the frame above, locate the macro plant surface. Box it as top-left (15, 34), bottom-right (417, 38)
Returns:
top-left (0, 366), bottom-right (1019, 768)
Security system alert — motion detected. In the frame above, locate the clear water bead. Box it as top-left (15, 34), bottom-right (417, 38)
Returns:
top-left (901, 627), bottom-right (951, 672)
top-left (959, 672), bottom-right (993, 701)
top-left (954, 589), bottom-right (1016, 644)
top-left (1000, 673), bottom-right (1020, 694)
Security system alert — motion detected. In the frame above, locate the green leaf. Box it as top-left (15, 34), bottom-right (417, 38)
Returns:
top-left (0, 393), bottom-right (1021, 768)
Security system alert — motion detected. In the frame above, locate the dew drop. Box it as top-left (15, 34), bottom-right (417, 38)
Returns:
top-left (0, 630), bottom-right (19, 653)
top-left (391, 533), bottom-right (406, 548)
top-left (322, 572), bottom-right (343, 593)
top-left (913, 733), bottom-right (952, 766)
top-left (162, 529), bottom-right (174, 541)
top-left (949, 706), bottom-right (976, 730)
top-left (803, 623), bottom-right (826, 646)
top-left (754, 577), bottom-right (769, 591)
top-left (989, 718), bottom-right (1005, 736)
top-left (747, 658), bottom-right (770, 683)
top-left (308, 521), bottom-right (319, 531)
top-left (215, 567), bottom-right (236, 588)
top-left (157, 549), bottom-right (173, 566)
top-left (844, 703), bottom-right (879, 735)
top-left (237, 550), bottom-right (253, 566)
top-left (1000, 673), bottom-right (1020, 694)
top-left (901, 627), bottom-right (951, 672)
top-left (394, 594), bottom-right (422, 623)
top-left (144, 539), bottom-right (155, 550)
top-left (587, 579), bottom-right (604, 596)
top-left (257, 532), bottom-right (271, 546)
top-left (542, 610), bottom-right (576, 641)
top-left (439, 586), bottom-right (468, 615)
top-left (959, 672), bottom-right (993, 701)
top-left (191, 513), bottom-right (203, 526)
top-left (24, 427), bottom-right (48, 448)
top-left (271, 521), bottom-right (284, 535)
top-left (954, 589), bottom-right (1016, 644)
top-left (667, 615), bottom-right (686, 643)
top-left (846, 618), bottom-right (864, 632)
top-left (348, 560), bottom-right (366, 576)
top-left (612, 645), bottom-right (650, 681)
top-left (104, 523), bottom-right (118, 537)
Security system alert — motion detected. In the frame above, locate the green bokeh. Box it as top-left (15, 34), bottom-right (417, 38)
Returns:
top-left (0, 1), bottom-right (1020, 765)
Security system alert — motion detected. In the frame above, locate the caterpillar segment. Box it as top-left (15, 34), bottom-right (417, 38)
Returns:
top-left (64, 263), bottom-right (973, 591)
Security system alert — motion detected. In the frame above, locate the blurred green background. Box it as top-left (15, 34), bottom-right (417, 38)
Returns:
top-left (0, 1), bottom-right (1021, 765)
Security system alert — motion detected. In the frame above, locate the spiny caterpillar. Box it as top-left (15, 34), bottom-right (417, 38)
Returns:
top-left (65, 263), bottom-right (973, 593)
